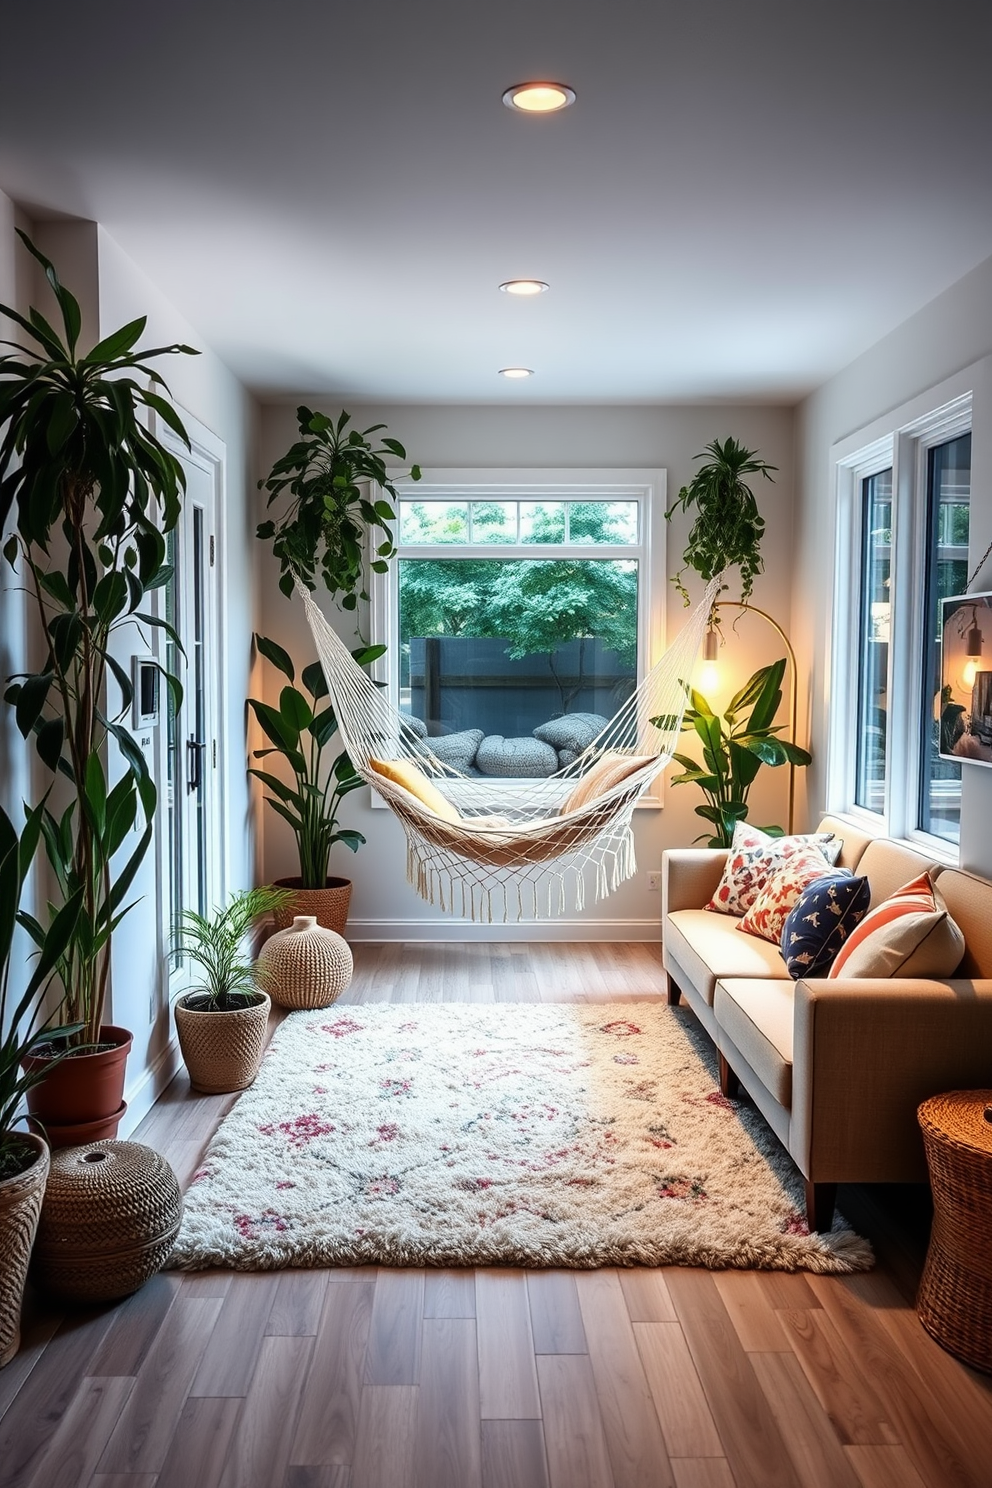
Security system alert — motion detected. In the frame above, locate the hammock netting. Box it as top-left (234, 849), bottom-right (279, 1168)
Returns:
top-left (297, 578), bottom-right (719, 921)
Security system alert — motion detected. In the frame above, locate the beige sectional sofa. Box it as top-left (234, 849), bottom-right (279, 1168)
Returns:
top-left (661, 816), bottom-right (992, 1231)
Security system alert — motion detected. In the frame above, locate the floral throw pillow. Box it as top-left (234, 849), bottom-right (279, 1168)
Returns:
top-left (738, 848), bottom-right (847, 944)
top-left (705, 823), bottom-right (843, 917)
top-left (781, 872), bottom-right (871, 978)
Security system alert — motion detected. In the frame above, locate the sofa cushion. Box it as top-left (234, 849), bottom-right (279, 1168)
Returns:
top-left (665, 910), bottom-right (791, 1005)
top-left (856, 839), bottom-right (938, 907)
top-left (738, 848), bottom-right (848, 944)
top-left (815, 815), bottom-right (874, 871)
top-left (781, 872), bottom-right (871, 978)
top-left (828, 872), bottom-right (965, 980)
top-left (935, 869), bottom-right (992, 978)
top-left (705, 823), bottom-right (843, 916)
top-left (714, 978), bottom-right (795, 1107)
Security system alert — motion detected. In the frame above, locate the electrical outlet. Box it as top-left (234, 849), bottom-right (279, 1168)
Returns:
top-left (647, 870), bottom-right (662, 891)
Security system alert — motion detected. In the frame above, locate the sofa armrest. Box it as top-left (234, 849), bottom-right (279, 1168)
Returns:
top-left (790, 977), bottom-right (992, 1183)
top-left (662, 849), bottom-right (727, 916)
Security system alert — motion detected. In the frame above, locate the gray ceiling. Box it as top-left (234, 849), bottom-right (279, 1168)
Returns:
top-left (2, 0), bottom-right (990, 403)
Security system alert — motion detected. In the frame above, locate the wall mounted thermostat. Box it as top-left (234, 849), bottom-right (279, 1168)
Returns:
top-left (131, 654), bottom-right (161, 729)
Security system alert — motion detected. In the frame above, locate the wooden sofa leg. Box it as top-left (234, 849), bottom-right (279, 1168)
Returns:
top-left (804, 1181), bottom-right (837, 1234)
top-left (665, 973), bottom-right (682, 1007)
top-left (718, 1052), bottom-right (739, 1099)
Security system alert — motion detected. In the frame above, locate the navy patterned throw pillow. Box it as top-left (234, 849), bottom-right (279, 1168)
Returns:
top-left (780, 871), bottom-right (872, 979)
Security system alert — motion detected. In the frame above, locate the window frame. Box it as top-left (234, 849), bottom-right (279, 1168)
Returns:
top-left (370, 466), bottom-right (664, 804)
top-left (828, 386), bottom-right (973, 858)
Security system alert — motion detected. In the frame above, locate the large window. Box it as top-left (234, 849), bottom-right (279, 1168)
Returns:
top-left (373, 471), bottom-right (660, 782)
top-left (832, 392), bottom-right (973, 852)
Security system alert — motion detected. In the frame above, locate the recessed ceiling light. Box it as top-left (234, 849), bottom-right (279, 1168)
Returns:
top-left (499, 367), bottom-right (534, 379)
top-left (499, 280), bottom-right (549, 296)
top-left (502, 82), bottom-right (576, 114)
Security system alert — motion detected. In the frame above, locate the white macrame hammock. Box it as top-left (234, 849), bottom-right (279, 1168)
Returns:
top-left (298, 577), bottom-right (719, 922)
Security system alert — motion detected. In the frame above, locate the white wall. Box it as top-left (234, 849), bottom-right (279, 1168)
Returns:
top-left (795, 251), bottom-right (992, 877)
top-left (0, 208), bottom-right (258, 1124)
top-left (255, 401), bottom-right (797, 938)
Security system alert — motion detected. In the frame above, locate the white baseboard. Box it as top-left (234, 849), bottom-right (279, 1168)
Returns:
top-left (119, 1035), bottom-right (182, 1139)
top-left (346, 917), bottom-right (662, 942)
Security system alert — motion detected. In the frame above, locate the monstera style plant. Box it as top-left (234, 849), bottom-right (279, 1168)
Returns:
top-left (667, 437), bottom-right (777, 605)
top-left (662, 660), bottom-right (811, 847)
top-left (0, 232), bottom-right (195, 1130)
top-left (257, 406), bottom-right (421, 602)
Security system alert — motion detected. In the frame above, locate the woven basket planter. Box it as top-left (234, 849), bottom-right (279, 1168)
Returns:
top-left (175, 991), bottom-right (271, 1094)
top-left (32, 1141), bottom-right (182, 1303)
top-left (271, 877), bottom-right (352, 938)
top-left (0, 1133), bottom-right (50, 1368)
top-left (917, 1090), bottom-right (992, 1373)
top-left (257, 915), bottom-right (354, 1010)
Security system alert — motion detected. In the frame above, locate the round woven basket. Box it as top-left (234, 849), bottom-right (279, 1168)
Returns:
top-left (0, 1133), bottom-right (49, 1367)
top-left (917, 1089), bottom-right (992, 1374)
top-left (175, 991), bottom-right (271, 1094)
top-left (32, 1140), bottom-right (182, 1303)
top-left (257, 915), bottom-right (353, 1010)
top-left (271, 877), bottom-right (352, 937)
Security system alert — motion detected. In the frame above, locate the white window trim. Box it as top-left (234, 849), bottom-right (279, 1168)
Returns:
top-left (827, 371), bottom-right (975, 861)
top-left (370, 466), bottom-right (665, 806)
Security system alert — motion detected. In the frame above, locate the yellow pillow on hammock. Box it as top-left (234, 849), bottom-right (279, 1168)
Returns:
top-left (368, 757), bottom-right (463, 824)
top-left (563, 752), bottom-right (655, 814)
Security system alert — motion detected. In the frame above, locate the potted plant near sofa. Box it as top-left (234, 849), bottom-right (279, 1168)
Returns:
top-left (0, 232), bottom-right (194, 1142)
top-left (173, 886), bottom-right (291, 1094)
top-left (248, 636), bottom-right (381, 934)
top-left (662, 660), bottom-right (812, 847)
top-left (0, 801), bottom-right (83, 1366)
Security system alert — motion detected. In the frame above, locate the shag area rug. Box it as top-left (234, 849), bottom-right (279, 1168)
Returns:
top-left (170, 1002), bottom-right (872, 1273)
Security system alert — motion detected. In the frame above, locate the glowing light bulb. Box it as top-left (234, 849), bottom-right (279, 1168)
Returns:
top-left (697, 661), bottom-right (720, 696)
top-left (963, 657), bottom-right (981, 690)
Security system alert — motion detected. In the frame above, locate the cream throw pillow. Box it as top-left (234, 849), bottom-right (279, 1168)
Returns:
top-left (367, 757), bottom-right (462, 824)
top-left (827, 871), bottom-right (965, 979)
top-left (563, 753), bottom-right (654, 814)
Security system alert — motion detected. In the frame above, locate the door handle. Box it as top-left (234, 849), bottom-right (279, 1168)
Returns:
top-left (187, 734), bottom-right (207, 793)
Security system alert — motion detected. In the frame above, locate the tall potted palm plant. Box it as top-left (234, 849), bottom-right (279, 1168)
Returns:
top-left (253, 407), bottom-right (420, 931)
top-left (0, 231), bottom-right (195, 1142)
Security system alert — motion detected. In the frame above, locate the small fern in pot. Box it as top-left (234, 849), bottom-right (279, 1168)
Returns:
top-left (172, 887), bottom-right (291, 1094)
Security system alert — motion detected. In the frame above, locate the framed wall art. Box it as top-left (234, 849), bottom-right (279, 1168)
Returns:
top-left (939, 592), bottom-right (992, 766)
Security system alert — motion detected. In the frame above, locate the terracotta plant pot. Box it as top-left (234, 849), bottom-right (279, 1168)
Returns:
top-left (33, 1102), bottom-right (129, 1151)
top-left (174, 992), bottom-right (271, 1094)
top-left (0, 1132), bottom-right (50, 1368)
top-left (271, 877), bottom-right (352, 938)
top-left (22, 1025), bottom-right (132, 1133)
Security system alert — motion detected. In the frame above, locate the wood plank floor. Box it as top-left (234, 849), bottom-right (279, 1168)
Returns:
top-left (4, 942), bottom-right (992, 1488)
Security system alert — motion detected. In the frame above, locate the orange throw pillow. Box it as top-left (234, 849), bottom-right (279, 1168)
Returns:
top-left (827, 871), bottom-right (965, 979)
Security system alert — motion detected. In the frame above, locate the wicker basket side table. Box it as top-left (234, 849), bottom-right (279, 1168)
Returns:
top-left (917, 1089), bottom-right (992, 1374)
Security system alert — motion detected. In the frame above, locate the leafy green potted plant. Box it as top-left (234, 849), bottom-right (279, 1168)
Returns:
top-left (172, 887), bottom-right (291, 1094)
top-left (257, 405), bottom-right (421, 602)
top-left (667, 436), bottom-right (777, 605)
top-left (0, 801), bottom-right (83, 1366)
top-left (248, 636), bottom-right (380, 934)
top-left (662, 660), bottom-right (812, 846)
top-left (0, 231), bottom-right (194, 1142)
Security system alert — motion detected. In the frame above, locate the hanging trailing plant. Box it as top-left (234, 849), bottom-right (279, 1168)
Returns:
top-left (257, 406), bottom-right (421, 604)
top-left (667, 436), bottom-right (776, 605)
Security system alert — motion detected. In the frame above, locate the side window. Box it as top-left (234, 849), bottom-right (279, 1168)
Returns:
top-left (854, 468), bottom-right (892, 814)
top-left (918, 433), bottom-right (971, 843)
